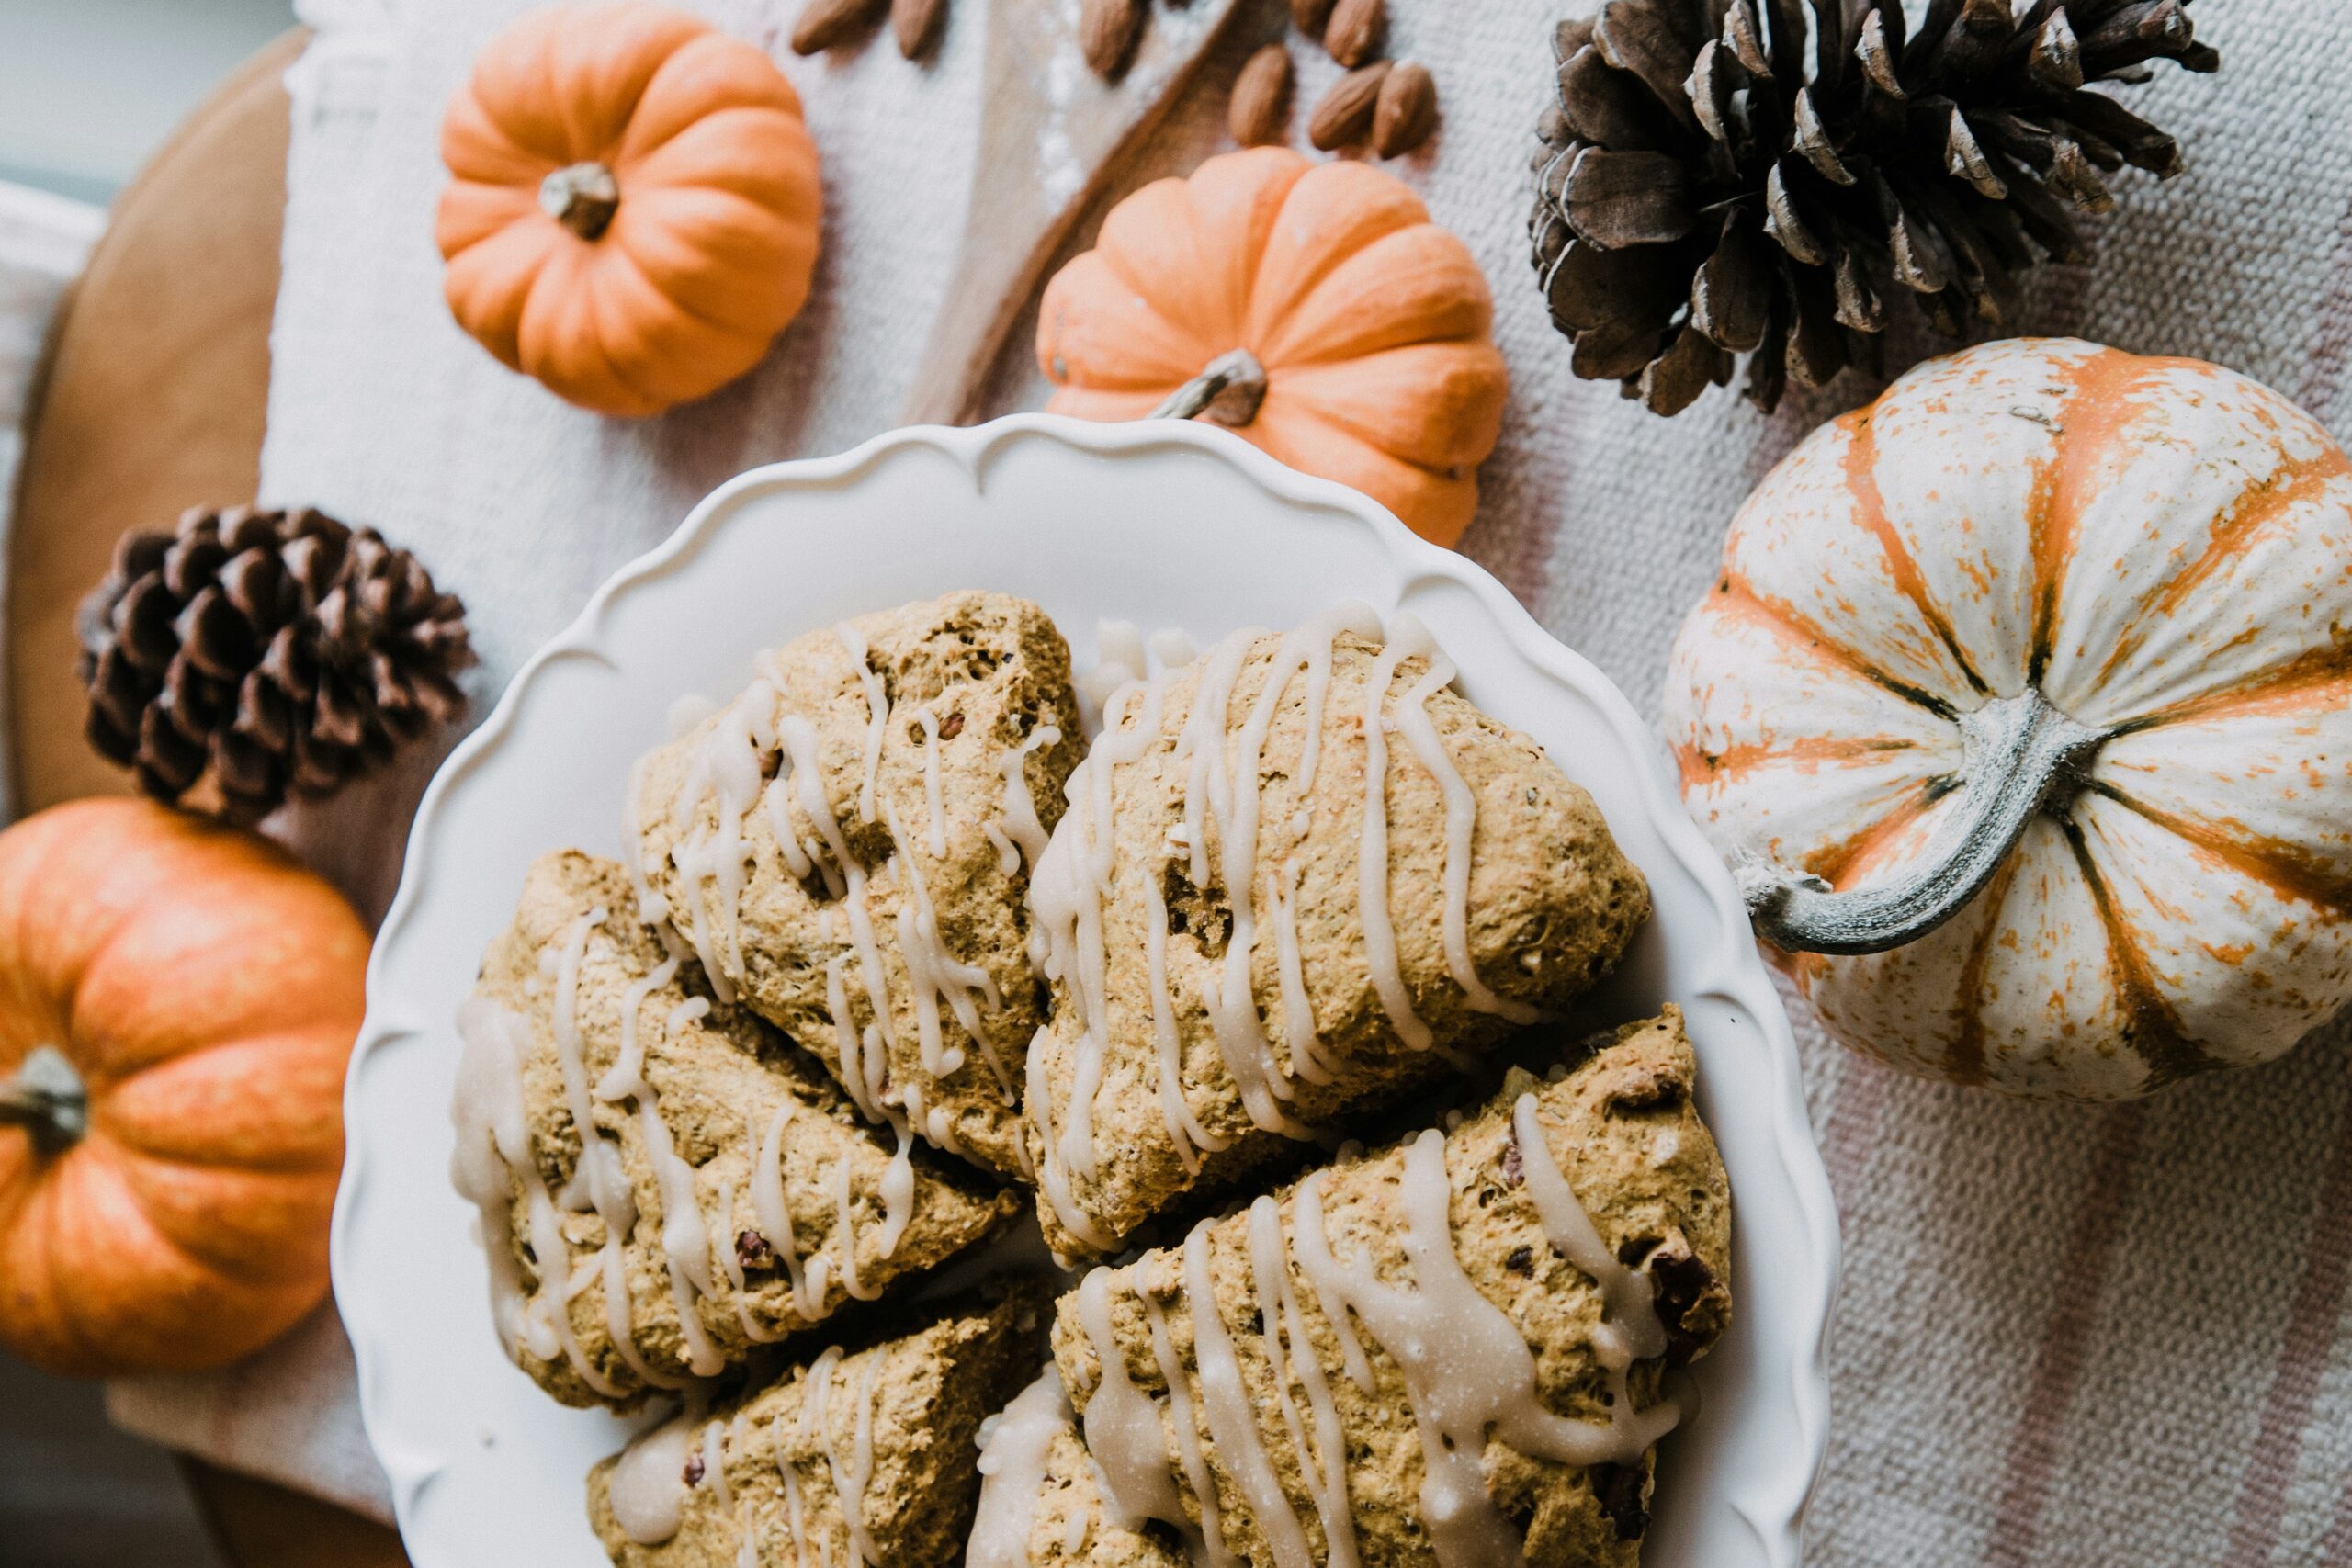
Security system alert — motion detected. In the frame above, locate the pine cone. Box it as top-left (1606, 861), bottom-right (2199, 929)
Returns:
top-left (1531, 0), bottom-right (2217, 416)
top-left (77, 506), bottom-right (476, 821)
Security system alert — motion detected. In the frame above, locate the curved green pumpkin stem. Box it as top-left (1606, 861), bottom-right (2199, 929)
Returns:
top-left (1152, 348), bottom-right (1268, 427)
top-left (1736, 688), bottom-right (2113, 957)
top-left (0, 1044), bottom-right (88, 1154)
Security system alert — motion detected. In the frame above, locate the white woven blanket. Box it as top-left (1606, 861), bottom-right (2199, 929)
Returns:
top-left (106, 2), bottom-right (2352, 1562)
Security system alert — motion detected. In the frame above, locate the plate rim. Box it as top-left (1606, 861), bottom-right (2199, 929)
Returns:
top-left (330, 412), bottom-right (1839, 1564)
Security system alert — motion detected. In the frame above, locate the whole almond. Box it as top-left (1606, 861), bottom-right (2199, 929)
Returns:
top-left (1372, 59), bottom-right (1437, 156)
top-left (1324, 0), bottom-right (1386, 68)
top-left (1228, 45), bottom-right (1295, 147)
top-left (1308, 60), bottom-right (1393, 151)
top-left (1080, 0), bottom-right (1148, 77)
top-left (1291, 0), bottom-right (1337, 32)
top-left (791, 0), bottom-right (887, 53)
top-left (891, 0), bottom-right (946, 58)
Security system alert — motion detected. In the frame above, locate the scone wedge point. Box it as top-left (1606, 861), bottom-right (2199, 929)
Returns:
top-left (1026, 607), bottom-right (1651, 1258)
top-left (629, 591), bottom-right (1085, 1182)
top-left (453, 851), bottom-right (1020, 1409)
top-left (590, 1286), bottom-right (1046, 1566)
top-left (1050, 1010), bottom-right (1730, 1568)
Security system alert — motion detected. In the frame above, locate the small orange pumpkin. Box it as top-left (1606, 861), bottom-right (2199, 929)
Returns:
top-left (1038, 147), bottom-right (1508, 547)
top-left (0, 801), bottom-right (369, 1376)
top-left (436, 3), bottom-right (823, 417)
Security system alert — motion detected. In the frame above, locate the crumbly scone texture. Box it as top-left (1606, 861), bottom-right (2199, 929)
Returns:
top-left (588, 1288), bottom-right (1046, 1568)
top-left (1050, 1010), bottom-right (1730, 1568)
top-left (473, 851), bottom-right (1020, 1409)
top-left (1026, 631), bottom-right (1651, 1258)
top-left (1027, 1412), bottom-right (1193, 1566)
top-left (633, 591), bottom-right (1084, 1181)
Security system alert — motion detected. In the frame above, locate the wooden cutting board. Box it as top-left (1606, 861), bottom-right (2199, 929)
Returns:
top-left (6, 31), bottom-right (308, 817)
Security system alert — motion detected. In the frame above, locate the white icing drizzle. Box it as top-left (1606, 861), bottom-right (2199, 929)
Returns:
top-left (1142, 1288), bottom-right (1238, 1568)
top-left (450, 998), bottom-right (562, 1367)
top-left (1028, 678), bottom-right (1170, 1235)
top-left (623, 751), bottom-right (675, 934)
top-left (594, 991), bottom-right (727, 1379)
top-left (1140, 855), bottom-right (1224, 1177)
top-left (453, 969), bottom-right (635, 1399)
top-left (1180, 608), bottom-right (1382, 1136)
top-left (660, 685), bottom-right (788, 1003)
top-left (711, 1176), bottom-right (781, 1345)
top-left (784, 1347), bottom-right (844, 1567)
top-left (1511, 1095), bottom-right (1670, 1371)
top-left (841, 1351), bottom-right (887, 1564)
top-left (1073, 1269), bottom-right (1190, 1534)
top-left (912, 705), bottom-right (948, 857)
top-left (1388, 615), bottom-right (1541, 1026)
top-left (885, 799), bottom-right (1005, 1089)
top-left (984, 821), bottom-right (1021, 877)
top-left (609, 1408), bottom-right (697, 1546)
top-left (876, 1115), bottom-right (916, 1257)
top-left (752, 1101), bottom-right (834, 1319)
top-left (832, 1158), bottom-right (882, 1302)
top-left (1290, 1130), bottom-right (1679, 1568)
top-left (835, 621), bottom-right (890, 825)
top-left (1357, 626), bottom-right (1435, 1050)
top-left (1027, 1031), bottom-right (1114, 1253)
top-left (968, 1368), bottom-right (1070, 1568)
top-left (1182, 1223), bottom-right (1313, 1568)
top-left (797, 1345), bottom-right (884, 1565)
top-left (1245, 1197), bottom-right (1359, 1568)
top-left (736, 1501), bottom-right (761, 1568)
top-left (998, 724), bottom-right (1063, 874)
top-left (704, 1418), bottom-right (733, 1510)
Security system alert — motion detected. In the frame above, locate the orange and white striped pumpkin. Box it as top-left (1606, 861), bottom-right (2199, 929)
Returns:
top-left (1663, 338), bottom-right (2352, 1100)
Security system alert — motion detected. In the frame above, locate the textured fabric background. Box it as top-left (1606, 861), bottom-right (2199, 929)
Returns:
top-left (107, 0), bottom-right (2352, 1560)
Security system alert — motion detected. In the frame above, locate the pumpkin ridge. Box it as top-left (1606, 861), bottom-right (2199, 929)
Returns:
top-left (2057, 815), bottom-right (2220, 1090)
top-left (1838, 409), bottom-right (1991, 699)
top-left (1672, 733), bottom-right (1926, 795)
top-left (2091, 452), bottom-right (2352, 692)
top-left (1940, 852), bottom-right (2024, 1088)
top-left (2083, 782), bottom-right (2352, 919)
top-left (2027, 346), bottom-right (2162, 685)
top-left (100, 1139), bottom-right (334, 1283)
top-left (1807, 779), bottom-right (1941, 890)
top-left (1240, 165), bottom-right (1426, 348)
top-left (1713, 576), bottom-right (1961, 722)
top-left (2110, 639), bottom-right (2352, 733)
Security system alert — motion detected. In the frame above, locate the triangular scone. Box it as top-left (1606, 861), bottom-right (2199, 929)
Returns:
top-left (1049, 1010), bottom-right (1729, 1568)
top-left (968, 1370), bottom-right (1189, 1568)
top-left (589, 1287), bottom-right (1045, 1567)
top-left (453, 852), bottom-right (1020, 1410)
top-left (1024, 613), bottom-right (1651, 1258)
top-left (630, 592), bottom-right (1084, 1182)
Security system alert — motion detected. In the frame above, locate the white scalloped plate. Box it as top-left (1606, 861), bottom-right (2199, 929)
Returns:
top-left (333, 415), bottom-right (1837, 1568)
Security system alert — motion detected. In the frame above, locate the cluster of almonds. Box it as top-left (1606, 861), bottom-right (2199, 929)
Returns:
top-left (789, 0), bottom-right (947, 59)
top-left (1228, 0), bottom-right (1437, 158)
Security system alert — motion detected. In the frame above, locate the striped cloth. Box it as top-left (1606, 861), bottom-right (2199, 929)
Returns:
top-left (118, 0), bottom-right (2352, 1561)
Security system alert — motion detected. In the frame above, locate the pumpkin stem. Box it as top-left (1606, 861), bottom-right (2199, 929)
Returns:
top-left (540, 162), bottom-right (621, 242)
top-left (0, 1045), bottom-right (88, 1154)
top-left (1736, 689), bottom-right (2112, 956)
top-left (1152, 349), bottom-right (1269, 427)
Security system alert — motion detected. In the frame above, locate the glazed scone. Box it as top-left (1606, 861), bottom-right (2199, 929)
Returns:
top-left (451, 851), bottom-right (1020, 1410)
top-left (1025, 608), bottom-right (1650, 1258)
top-left (588, 1288), bottom-right (1044, 1567)
top-left (967, 1370), bottom-right (1189, 1568)
top-left (1050, 1010), bottom-right (1730, 1568)
top-left (629, 592), bottom-right (1085, 1181)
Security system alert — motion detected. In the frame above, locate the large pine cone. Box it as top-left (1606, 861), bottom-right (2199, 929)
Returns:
top-left (1531, 0), bottom-right (2216, 416)
top-left (78, 506), bottom-right (475, 820)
